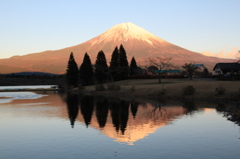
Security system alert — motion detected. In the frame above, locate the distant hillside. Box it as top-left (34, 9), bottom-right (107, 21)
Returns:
top-left (4, 72), bottom-right (59, 76)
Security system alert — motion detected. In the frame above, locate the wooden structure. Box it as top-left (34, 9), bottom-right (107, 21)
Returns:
top-left (213, 62), bottom-right (240, 75)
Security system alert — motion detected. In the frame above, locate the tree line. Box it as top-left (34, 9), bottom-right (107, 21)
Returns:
top-left (66, 94), bottom-right (135, 134)
top-left (67, 44), bottom-right (209, 87)
top-left (66, 44), bottom-right (139, 88)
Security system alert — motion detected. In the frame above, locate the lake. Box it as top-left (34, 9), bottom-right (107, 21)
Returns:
top-left (0, 91), bottom-right (239, 159)
top-left (0, 85), bottom-right (58, 90)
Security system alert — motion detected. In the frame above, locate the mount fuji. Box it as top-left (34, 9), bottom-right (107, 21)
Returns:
top-left (0, 22), bottom-right (235, 74)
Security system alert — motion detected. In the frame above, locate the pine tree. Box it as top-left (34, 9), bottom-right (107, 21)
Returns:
top-left (130, 56), bottom-right (138, 76)
top-left (95, 50), bottom-right (108, 83)
top-left (66, 52), bottom-right (79, 88)
top-left (119, 44), bottom-right (129, 79)
top-left (109, 46), bottom-right (119, 81)
top-left (79, 53), bottom-right (94, 86)
top-left (110, 46), bottom-right (119, 68)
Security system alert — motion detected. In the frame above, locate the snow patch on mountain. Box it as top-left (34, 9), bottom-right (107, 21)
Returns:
top-left (91, 22), bottom-right (167, 46)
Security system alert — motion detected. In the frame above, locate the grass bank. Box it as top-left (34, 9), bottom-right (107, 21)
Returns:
top-left (76, 78), bottom-right (240, 101)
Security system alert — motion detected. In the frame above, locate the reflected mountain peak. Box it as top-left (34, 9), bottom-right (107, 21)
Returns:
top-left (66, 95), bottom-right (188, 145)
top-left (1, 92), bottom-right (239, 158)
top-left (65, 94), bottom-right (239, 145)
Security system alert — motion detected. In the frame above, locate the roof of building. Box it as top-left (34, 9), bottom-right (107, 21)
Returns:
top-left (153, 70), bottom-right (181, 73)
top-left (213, 62), bottom-right (240, 70)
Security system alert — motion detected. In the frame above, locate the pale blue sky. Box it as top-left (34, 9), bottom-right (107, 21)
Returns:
top-left (0, 0), bottom-right (239, 59)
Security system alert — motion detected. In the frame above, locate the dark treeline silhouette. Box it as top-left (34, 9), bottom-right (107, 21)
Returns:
top-left (79, 53), bottom-right (94, 86)
top-left (95, 96), bottom-right (109, 128)
top-left (109, 46), bottom-right (120, 81)
top-left (65, 94), bottom-right (136, 133)
top-left (109, 99), bottom-right (121, 132)
top-left (216, 102), bottom-right (240, 126)
top-left (66, 52), bottom-right (79, 88)
top-left (129, 57), bottom-right (138, 76)
top-left (80, 95), bottom-right (95, 127)
top-left (65, 95), bottom-right (213, 134)
top-left (0, 73), bottom-right (65, 86)
top-left (66, 93), bottom-right (79, 128)
top-left (66, 44), bottom-right (212, 88)
top-left (118, 44), bottom-right (129, 80)
top-left (119, 100), bottom-right (130, 134)
top-left (95, 50), bottom-right (108, 83)
top-left (109, 98), bottom-right (130, 135)
top-left (130, 101), bottom-right (139, 119)
top-left (182, 100), bottom-right (198, 115)
top-left (66, 44), bottom-right (140, 87)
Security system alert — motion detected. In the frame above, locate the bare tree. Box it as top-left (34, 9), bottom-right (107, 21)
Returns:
top-left (182, 63), bottom-right (201, 80)
top-left (146, 57), bottom-right (173, 83)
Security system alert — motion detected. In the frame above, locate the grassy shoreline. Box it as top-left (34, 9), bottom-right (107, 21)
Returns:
top-left (73, 78), bottom-right (240, 102)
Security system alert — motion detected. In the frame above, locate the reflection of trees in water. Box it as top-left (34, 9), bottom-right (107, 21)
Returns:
top-left (216, 103), bottom-right (226, 112)
top-left (110, 100), bottom-right (121, 133)
top-left (150, 100), bottom-right (167, 120)
top-left (130, 101), bottom-right (139, 119)
top-left (66, 93), bottom-right (79, 128)
top-left (150, 105), bottom-right (166, 121)
top-left (109, 99), bottom-right (130, 135)
top-left (217, 103), bottom-right (240, 126)
top-left (95, 96), bottom-right (109, 128)
top-left (80, 95), bottom-right (94, 127)
top-left (119, 100), bottom-right (129, 135)
top-left (65, 95), bottom-right (197, 136)
top-left (182, 100), bottom-right (197, 115)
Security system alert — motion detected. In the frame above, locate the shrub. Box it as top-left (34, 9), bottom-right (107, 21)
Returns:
top-left (230, 89), bottom-right (240, 100)
top-left (215, 86), bottom-right (226, 96)
top-left (182, 100), bottom-right (197, 114)
top-left (130, 85), bottom-right (135, 92)
top-left (67, 85), bottom-right (74, 89)
top-left (107, 84), bottom-right (121, 91)
top-left (182, 85), bottom-right (196, 95)
top-left (158, 88), bottom-right (167, 96)
top-left (78, 85), bottom-right (85, 90)
top-left (95, 84), bottom-right (105, 91)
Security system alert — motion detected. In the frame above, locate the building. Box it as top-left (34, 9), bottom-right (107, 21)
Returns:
top-left (213, 62), bottom-right (240, 75)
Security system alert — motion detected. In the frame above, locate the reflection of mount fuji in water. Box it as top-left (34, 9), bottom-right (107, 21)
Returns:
top-left (2, 93), bottom-right (237, 145)
top-left (66, 94), bottom-right (195, 145)
top-left (0, 92), bottom-right (200, 145)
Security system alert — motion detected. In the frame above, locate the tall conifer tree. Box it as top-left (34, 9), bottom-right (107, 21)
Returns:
top-left (95, 50), bottom-right (108, 83)
top-left (109, 46), bottom-right (119, 81)
top-left (66, 52), bottom-right (79, 88)
top-left (110, 46), bottom-right (119, 68)
top-left (130, 56), bottom-right (138, 76)
top-left (79, 53), bottom-right (94, 85)
top-left (119, 44), bottom-right (129, 79)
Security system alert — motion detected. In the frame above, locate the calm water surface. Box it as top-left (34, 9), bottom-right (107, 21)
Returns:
top-left (0, 92), bottom-right (239, 159)
top-left (0, 85), bottom-right (57, 90)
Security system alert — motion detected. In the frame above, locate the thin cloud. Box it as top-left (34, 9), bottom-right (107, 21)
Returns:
top-left (201, 51), bottom-right (215, 57)
top-left (201, 47), bottom-right (239, 59)
top-left (235, 50), bottom-right (240, 59)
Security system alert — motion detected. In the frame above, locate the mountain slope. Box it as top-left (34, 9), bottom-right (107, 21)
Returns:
top-left (0, 22), bottom-right (236, 74)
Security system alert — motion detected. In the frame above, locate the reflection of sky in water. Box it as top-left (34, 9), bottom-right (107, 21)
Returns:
top-left (0, 93), bottom-right (240, 159)
top-left (17, 103), bottom-right (50, 106)
top-left (0, 85), bottom-right (57, 90)
top-left (0, 92), bottom-right (47, 103)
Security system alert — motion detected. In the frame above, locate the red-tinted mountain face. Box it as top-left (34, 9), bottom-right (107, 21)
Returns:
top-left (0, 22), bottom-right (236, 74)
